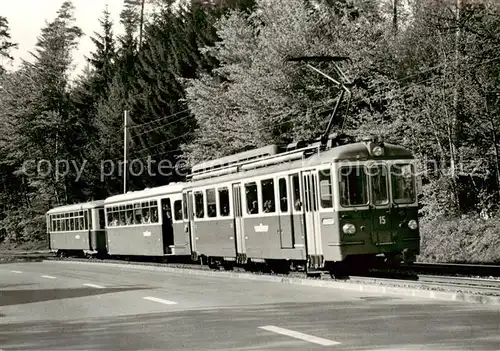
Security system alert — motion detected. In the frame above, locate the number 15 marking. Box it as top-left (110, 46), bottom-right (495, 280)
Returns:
top-left (379, 216), bottom-right (386, 225)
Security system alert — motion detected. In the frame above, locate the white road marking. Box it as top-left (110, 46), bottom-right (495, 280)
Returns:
top-left (41, 275), bottom-right (57, 279)
top-left (143, 296), bottom-right (178, 305)
top-left (10, 270), bottom-right (23, 274)
top-left (259, 325), bottom-right (341, 346)
top-left (83, 283), bottom-right (105, 289)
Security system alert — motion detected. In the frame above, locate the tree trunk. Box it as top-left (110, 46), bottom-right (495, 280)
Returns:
top-left (393, 0), bottom-right (398, 34)
top-left (451, 0), bottom-right (462, 180)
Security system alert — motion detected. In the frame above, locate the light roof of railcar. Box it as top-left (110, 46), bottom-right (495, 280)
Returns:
top-left (104, 182), bottom-right (184, 205)
top-left (46, 200), bottom-right (105, 214)
top-left (183, 142), bottom-right (414, 189)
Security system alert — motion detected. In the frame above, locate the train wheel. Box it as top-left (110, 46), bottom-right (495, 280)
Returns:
top-left (268, 260), bottom-right (290, 275)
top-left (207, 258), bottom-right (220, 270)
top-left (328, 262), bottom-right (348, 279)
top-left (222, 262), bottom-right (234, 271)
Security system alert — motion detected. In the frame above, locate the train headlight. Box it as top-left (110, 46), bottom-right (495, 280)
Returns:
top-left (342, 223), bottom-right (356, 235)
top-left (372, 146), bottom-right (383, 156)
top-left (408, 220), bottom-right (418, 230)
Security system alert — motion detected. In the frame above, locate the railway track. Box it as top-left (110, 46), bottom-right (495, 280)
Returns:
top-left (411, 262), bottom-right (500, 278)
top-left (347, 274), bottom-right (500, 296)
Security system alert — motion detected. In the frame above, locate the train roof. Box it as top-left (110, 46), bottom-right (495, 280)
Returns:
top-left (191, 144), bottom-right (279, 174)
top-left (184, 141), bottom-right (414, 189)
top-left (46, 200), bottom-right (105, 214)
top-left (104, 182), bottom-right (184, 205)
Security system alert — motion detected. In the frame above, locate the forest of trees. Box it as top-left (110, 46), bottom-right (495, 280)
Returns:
top-left (0, 0), bottom-right (499, 262)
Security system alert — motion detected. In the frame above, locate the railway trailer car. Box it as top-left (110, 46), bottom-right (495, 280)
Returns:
top-left (182, 135), bottom-right (420, 274)
top-left (46, 200), bottom-right (106, 257)
top-left (104, 183), bottom-right (191, 258)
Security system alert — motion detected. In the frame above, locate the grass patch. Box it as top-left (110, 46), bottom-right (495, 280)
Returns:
top-left (419, 214), bottom-right (500, 264)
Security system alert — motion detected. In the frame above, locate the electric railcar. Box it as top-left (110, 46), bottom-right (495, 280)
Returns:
top-left (183, 134), bottom-right (420, 273)
top-left (45, 136), bottom-right (420, 274)
top-left (104, 183), bottom-right (190, 257)
top-left (46, 200), bottom-right (106, 257)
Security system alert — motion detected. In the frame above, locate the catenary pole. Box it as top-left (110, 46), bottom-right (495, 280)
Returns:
top-left (124, 110), bottom-right (129, 194)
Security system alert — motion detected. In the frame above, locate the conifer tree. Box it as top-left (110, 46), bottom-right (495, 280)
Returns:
top-left (0, 16), bottom-right (17, 74)
top-left (0, 1), bottom-right (83, 242)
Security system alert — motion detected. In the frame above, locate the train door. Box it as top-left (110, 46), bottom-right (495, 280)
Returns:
top-left (301, 170), bottom-right (324, 268)
top-left (161, 198), bottom-right (174, 254)
top-left (277, 177), bottom-right (294, 249)
top-left (186, 191), bottom-right (198, 257)
top-left (232, 183), bottom-right (247, 264)
top-left (290, 174), bottom-right (305, 248)
top-left (370, 163), bottom-right (393, 245)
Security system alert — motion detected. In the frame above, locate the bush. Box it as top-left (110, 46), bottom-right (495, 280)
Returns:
top-left (419, 213), bottom-right (500, 264)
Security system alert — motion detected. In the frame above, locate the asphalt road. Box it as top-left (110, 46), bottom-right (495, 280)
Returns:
top-left (1, 261), bottom-right (499, 351)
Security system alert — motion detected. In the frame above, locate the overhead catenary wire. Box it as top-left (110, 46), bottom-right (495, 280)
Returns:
top-left (116, 54), bottom-right (500, 168)
top-left (127, 109), bottom-right (190, 131)
top-left (130, 113), bottom-right (193, 139)
top-left (129, 131), bottom-right (192, 157)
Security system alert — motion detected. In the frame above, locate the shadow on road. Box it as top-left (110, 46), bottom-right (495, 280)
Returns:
top-left (0, 286), bottom-right (151, 307)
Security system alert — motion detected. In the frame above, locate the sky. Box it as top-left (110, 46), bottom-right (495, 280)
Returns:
top-left (2, 0), bottom-right (155, 79)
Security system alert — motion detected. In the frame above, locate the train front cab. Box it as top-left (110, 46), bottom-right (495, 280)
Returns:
top-left (46, 201), bottom-right (107, 257)
top-left (322, 146), bottom-right (421, 270)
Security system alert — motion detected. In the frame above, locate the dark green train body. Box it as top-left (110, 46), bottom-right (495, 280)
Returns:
top-left (182, 135), bottom-right (420, 272)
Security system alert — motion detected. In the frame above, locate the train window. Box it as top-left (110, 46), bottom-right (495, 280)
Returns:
top-left (339, 166), bottom-right (369, 206)
top-left (182, 193), bottom-right (188, 219)
top-left (261, 179), bottom-right (275, 213)
top-left (218, 188), bottom-right (230, 217)
top-left (319, 169), bottom-right (333, 208)
top-left (162, 198), bottom-right (172, 222)
top-left (107, 210), bottom-right (113, 227)
top-left (194, 192), bottom-right (204, 218)
top-left (245, 182), bottom-right (259, 214)
top-left (125, 205), bottom-right (133, 225)
top-left (206, 189), bottom-right (217, 218)
top-left (151, 202), bottom-right (159, 223)
top-left (141, 206), bottom-right (150, 224)
top-left (99, 209), bottom-right (105, 229)
top-left (370, 165), bottom-right (389, 205)
top-left (116, 207), bottom-right (123, 225)
top-left (133, 203), bottom-right (140, 224)
top-left (89, 210), bottom-right (93, 230)
top-left (311, 175), bottom-right (318, 211)
top-left (174, 200), bottom-right (183, 221)
top-left (391, 164), bottom-right (416, 204)
top-left (292, 174), bottom-right (302, 211)
top-left (75, 217), bottom-right (80, 231)
top-left (279, 178), bottom-right (288, 212)
top-left (134, 207), bottom-right (142, 224)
